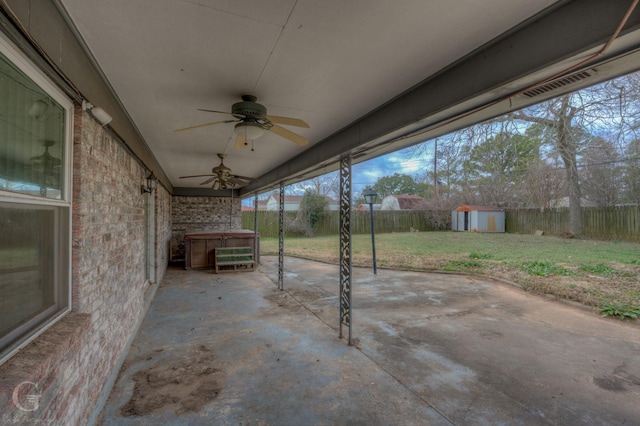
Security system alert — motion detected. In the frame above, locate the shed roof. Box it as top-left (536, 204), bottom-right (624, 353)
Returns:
top-left (455, 205), bottom-right (504, 212)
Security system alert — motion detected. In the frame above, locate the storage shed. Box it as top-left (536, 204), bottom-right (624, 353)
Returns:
top-left (452, 205), bottom-right (505, 233)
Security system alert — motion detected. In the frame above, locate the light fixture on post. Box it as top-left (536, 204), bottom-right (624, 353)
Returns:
top-left (82, 100), bottom-right (113, 126)
top-left (141, 172), bottom-right (158, 194)
top-left (362, 187), bottom-right (378, 274)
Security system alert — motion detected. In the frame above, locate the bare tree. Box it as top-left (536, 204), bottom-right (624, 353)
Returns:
top-left (502, 74), bottom-right (640, 234)
top-left (290, 171), bottom-right (339, 200)
top-left (621, 139), bottom-right (640, 205)
top-left (581, 137), bottom-right (624, 206)
top-left (411, 71), bottom-right (640, 226)
top-left (520, 160), bottom-right (566, 209)
top-left (505, 95), bottom-right (585, 234)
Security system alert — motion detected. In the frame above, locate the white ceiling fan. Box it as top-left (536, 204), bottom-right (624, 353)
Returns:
top-left (175, 95), bottom-right (310, 149)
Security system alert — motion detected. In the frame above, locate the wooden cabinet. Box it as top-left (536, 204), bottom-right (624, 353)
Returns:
top-left (184, 231), bottom-right (259, 269)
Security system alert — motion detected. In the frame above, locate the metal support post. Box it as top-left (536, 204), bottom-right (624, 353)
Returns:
top-left (253, 194), bottom-right (259, 264)
top-left (278, 182), bottom-right (285, 291)
top-left (369, 204), bottom-right (377, 275)
top-left (339, 155), bottom-right (353, 344)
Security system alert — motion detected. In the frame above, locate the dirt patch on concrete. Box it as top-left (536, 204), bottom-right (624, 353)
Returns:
top-left (263, 291), bottom-right (304, 313)
top-left (120, 345), bottom-right (223, 417)
top-left (593, 365), bottom-right (640, 393)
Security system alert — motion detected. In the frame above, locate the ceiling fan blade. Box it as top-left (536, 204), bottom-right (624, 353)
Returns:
top-left (228, 177), bottom-right (249, 187)
top-left (232, 175), bottom-right (254, 182)
top-left (179, 174), bottom-right (216, 178)
top-left (199, 177), bottom-right (217, 185)
top-left (266, 115), bottom-right (309, 128)
top-left (268, 124), bottom-right (309, 146)
top-left (174, 120), bottom-right (232, 133)
top-left (234, 135), bottom-right (248, 149)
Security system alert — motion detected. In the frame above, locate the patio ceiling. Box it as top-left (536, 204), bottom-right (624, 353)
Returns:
top-left (40, 1), bottom-right (640, 196)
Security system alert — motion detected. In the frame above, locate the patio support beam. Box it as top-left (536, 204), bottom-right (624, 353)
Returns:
top-left (278, 181), bottom-right (285, 291)
top-left (339, 155), bottom-right (353, 344)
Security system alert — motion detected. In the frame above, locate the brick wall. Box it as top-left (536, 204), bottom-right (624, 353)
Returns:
top-left (171, 195), bottom-right (241, 261)
top-left (0, 107), bottom-right (171, 425)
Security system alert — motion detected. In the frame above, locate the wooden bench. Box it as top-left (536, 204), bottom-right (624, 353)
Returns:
top-left (214, 246), bottom-right (255, 273)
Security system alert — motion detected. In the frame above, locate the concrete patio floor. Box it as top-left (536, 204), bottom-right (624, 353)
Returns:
top-left (99, 256), bottom-right (640, 425)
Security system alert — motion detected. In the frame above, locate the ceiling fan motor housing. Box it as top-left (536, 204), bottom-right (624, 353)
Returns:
top-left (232, 95), bottom-right (268, 123)
top-left (212, 163), bottom-right (231, 174)
top-left (212, 153), bottom-right (232, 174)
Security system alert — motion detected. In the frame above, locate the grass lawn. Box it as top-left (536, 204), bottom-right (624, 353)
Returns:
top-left (0, 246), bottom-right (39, 270)
top-left (260, 232), bottom-right (640, 315)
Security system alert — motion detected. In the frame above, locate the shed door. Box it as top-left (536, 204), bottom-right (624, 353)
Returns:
top-left (487, 214), bottom-right (496, 232)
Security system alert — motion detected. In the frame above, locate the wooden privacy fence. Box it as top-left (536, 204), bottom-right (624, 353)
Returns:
top-left (505, 205), bottom-right (640, 241)
top-left (242, 205), bottom-right (639, 241)
top-left (241, 210), bottom-right (441, 238)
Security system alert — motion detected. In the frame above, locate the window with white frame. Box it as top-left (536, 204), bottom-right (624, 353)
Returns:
top-left (0, 33), bottom-right (72, 364)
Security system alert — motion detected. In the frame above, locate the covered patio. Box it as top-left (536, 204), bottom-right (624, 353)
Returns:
top-left (100, 257), bottom-right (640, 425)
top-left (2, 1), bottom-right (640, 424)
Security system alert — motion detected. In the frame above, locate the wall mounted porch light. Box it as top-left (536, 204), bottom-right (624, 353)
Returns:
top-left (82, 100), bottom-right (113, 126)
top-left (141, 172), bottom-right (158, 194)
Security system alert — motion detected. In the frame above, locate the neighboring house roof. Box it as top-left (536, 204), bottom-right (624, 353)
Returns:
top-left (385, 194), bottom-right (426, 210)
top-left (358, 204), bottom-right (382, 211)
top-left (244, 200), bottom-right (268, 210)
top-left (281, 195), bottom-right (305, 203)
top-left (455, 205), bottom-right (504, 212)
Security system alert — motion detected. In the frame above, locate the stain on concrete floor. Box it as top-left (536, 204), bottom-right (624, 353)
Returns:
top-left (119, 345), bottom-right (223, 417)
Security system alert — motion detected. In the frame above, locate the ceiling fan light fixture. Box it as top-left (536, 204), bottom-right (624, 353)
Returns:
top-left (28, 99), bottom-right (49, 120)
top-left (233, 121), bottom-right (266, 140)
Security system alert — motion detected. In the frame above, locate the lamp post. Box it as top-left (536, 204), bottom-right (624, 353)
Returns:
top-left (363, 187), bottom-right (378, 274)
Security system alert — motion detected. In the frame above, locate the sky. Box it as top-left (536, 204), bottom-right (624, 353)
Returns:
top-left (242, 139), bottom-right (437, 205)
top-left (352, 147), bottom-right (427, 193)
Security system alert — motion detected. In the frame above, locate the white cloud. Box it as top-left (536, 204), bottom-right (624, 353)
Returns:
top-left (357, 149), bottom-right (425, 178)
